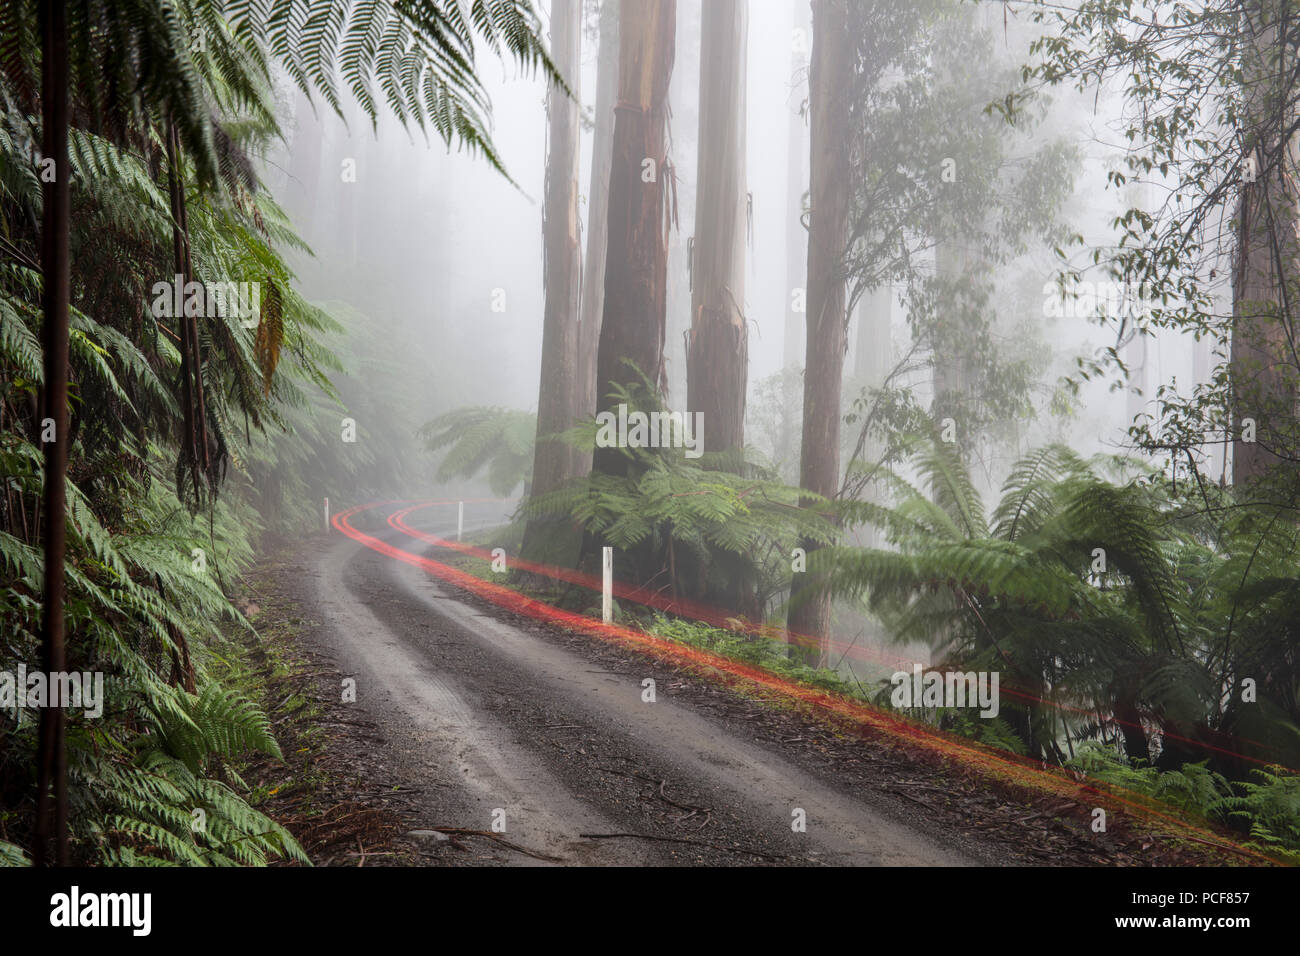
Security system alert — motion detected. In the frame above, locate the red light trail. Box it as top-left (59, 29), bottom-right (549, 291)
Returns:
top-left (330, 498), bottom-right (1286, 864)
top-left (387, 500), bottom-right (1290, 776)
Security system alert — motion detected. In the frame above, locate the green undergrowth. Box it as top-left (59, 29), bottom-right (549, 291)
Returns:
top-left (0, 459), bottom-right (308, 866)
top-left (440, 522), bottom-right (1300, 863)
top-left (447, 526), bottom-right (843, 671)
top-left (211, 588), bottom-right (329, 817)
top-left (1069, 745), bottom-right (1300, 863)
top-left (643, 615), bottom-right (861, 696)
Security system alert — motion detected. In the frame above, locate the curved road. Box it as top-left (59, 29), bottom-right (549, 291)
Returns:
top-left (301, 499), bottom-right (1000, 866)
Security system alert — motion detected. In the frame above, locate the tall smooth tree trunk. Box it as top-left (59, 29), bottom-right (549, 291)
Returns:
top-left (664, 0), bottom-right (699, 405)
top-left (286, 89), bottom-right (323, 241)
top-left (1193, 326), bottom-right (1225, 480)
top-left (576, 0), bottom-right (620, 475)
top-left (35, 0), bottom-right (70, 867)
top-left (525, 0), bottom-right (583, 526)
top-left (1124, 181), bottom-right (1154, 439)
top-left (929, 2), bottom-right (992, 464)
top-left (686, 0), bottom-right (748, 460)
top-left (780, 3), bottom-right (811, 474)
top-left (1124, 332), bottom-right (1149, 431)
top-left (853, 283), bottom-right (890, 551)
top-left (930, 238), bottom-right (973, 454)
top-left (933, 0), bottom-right (1026, 478)
top-left (787, 0), bottom-right (853, 667)
top-left (783, 1), bottom-right (810, 374)
top-left (591, 0), bottom-right (676, 479)
top-left (1231, 0), bottom-right (1300, 487)
top-left (853, 283), bottom-right (890, 382)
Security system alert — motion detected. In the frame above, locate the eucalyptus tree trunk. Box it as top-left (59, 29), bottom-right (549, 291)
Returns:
top-left (576, 0), bottom-right (620, 475)
top-left (522, 0), bottom-right (584, 563)
top-left (783, 0), bottom-right (810, 374)
top-left (286, 88), bottom-right (323, 241)
top-left (686, 0), bottom-right (748, 460)
top-left (1124, 332), bottom-right (1150, 431)
top-left (853, 283), bottom-right (891, 382)
top-left (929, 2), bottom-right (995, 467)
top-left (787, 0), bottom-right (853, 667)
top-left (665, 0), bottom-right (700, 406)
top-left (930, 238), bottom-right (974, 457)
top-left (591, 0), bottom-right (676, 480)
top-left (781, 2), bottom-right (811, 472)
top-left (526, 0), bottom-right (583, 504)
top-left (852, 283), bottom-right (891, 551)
top-left (35, 0), bottom-right (70, 867)
top-left (1231, 0), bottom-right (1300, 487)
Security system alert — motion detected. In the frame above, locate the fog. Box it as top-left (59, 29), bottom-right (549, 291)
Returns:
top-left (258, 1), bottom-right (1220, 506)
top-left (263, 2), bottom-right (805, 418)
top-left (15, 0), bottom-right (1300, 877)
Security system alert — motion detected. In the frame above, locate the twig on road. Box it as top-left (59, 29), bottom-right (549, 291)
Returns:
top-left (579, 832), bottom-right (785, 861)
top-left (425, 827), bottom-right (564, 863)
top-left (593, 766), bottom-right (714, 827)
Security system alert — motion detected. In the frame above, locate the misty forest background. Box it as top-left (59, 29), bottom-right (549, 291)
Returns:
top-left (3, 0), bottom-right (1300, 865)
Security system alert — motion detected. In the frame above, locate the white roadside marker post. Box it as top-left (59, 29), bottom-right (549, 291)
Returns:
top-left (602, 547), bottom-right (613, 624)
top-left (324, 496), bottom-right (330, 531)
top-left (457, 500), bottom-right (464, 541)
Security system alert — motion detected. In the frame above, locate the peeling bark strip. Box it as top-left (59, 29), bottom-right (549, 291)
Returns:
top-left (592, 0), bottom-right (675, 480)
top-left (686, 0), bottom-right (748, 458)
top-left (787, 0), bottom-right (855, 666)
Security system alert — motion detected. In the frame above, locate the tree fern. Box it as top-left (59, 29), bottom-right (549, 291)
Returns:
top-left (225, 0), bottom-right (559, 176)
top-left (818, 439), bottom-right (1300, 767)
top-left (419, 405), bottom-right (536, 495)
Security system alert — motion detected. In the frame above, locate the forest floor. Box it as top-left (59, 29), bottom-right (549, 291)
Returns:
top-left (229, 504), bottom-right (1254, 867)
